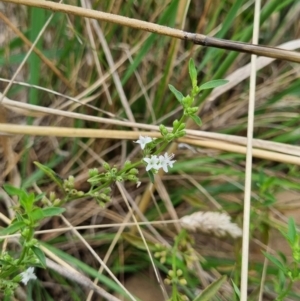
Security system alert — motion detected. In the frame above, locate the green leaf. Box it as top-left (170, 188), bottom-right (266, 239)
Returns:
top-left (31, 207), bottom-right (65, 221)
top-left (41, 207), bottom-right (65, 217)
top-left (3, 184), bottom-right (28, 200)
top-left (199, 79), bottom-right (229, 91)
top-left (31, 245), bottom-right (46, 268)
top-left (4, 184), bottom-right (36, 213)
top-left (0, 221), bottom-right (25, 236)
top-left (147, 170), bottom-right (155, 183)
top-left (190, 115), bottom-right (202, 126)
top-left (122, 233), bottom-right (156, 251)
top-left (31, 208), bottom-right (45, 221)
top-left (189, 58), bottom-right (197, 87)
top-left (20, 192), bottom-right (36, 213)
top-left (168, 84), bottom-right (184, 104)
top-left (193, 275), bottom-right (227, 301)
top-left (34, 161), bottom-right (64, 188)
top-left (263, 252), bottom-right (286, 272)
top-left (231, 279), bottom-right (240, 299)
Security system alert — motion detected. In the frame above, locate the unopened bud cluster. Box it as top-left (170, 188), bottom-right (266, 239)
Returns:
top-left (164, 269), bottom-right (187, 286)
top-left (176, 234), bottom-right (198, 269)
top-left (154, 244), bottom-right (168, 264)
top-left (160, 124), bottom-right (186, 141)
top-left (89, 187), bottom-right (111, 207)
top-left (88, 161), bottom-right (140, 187)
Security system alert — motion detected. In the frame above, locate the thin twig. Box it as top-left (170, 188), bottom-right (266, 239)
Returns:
top-left (1, 0), bottom-right (300, 63)
top-left (0, 220), bottom-right (181, 240)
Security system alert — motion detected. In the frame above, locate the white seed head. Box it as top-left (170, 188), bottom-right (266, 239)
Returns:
top-left (180, 211), bottom-right (242, 239)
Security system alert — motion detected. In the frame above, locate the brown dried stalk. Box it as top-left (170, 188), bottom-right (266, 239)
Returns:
top-left (1, 0), bottom-right (300, 63)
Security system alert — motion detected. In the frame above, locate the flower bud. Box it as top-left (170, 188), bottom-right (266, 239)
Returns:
top-left (70, 189), bottom-right (77, 195)
top-left (176, 269), bottom-right (183, 277)
top-left (177, 123), bottom-right (186, 131)
top-left (88, 168), bottom-right (99, 177)
top-left (182, 95), bottom-right (192, 106)
top-left (28, 238), bottom-right (38, 247)
top-left (103, 162), bottom-right (110, 170)
top-left (173, 119), bottom-right (179, 127)
top-left (166, 133), bottom-right (174, 141)
top-left (53, 198), bottom-right (61, 206)
top-left (159, 124), bottom-right (169, 136)
top-left (175, 130), bottom-right (186, 138)
top-left (126, 175), bottom-right (137, 182)
top-left (124, 160), bottom-right (131, 168)
top-left (49, 191), bottom-right (56, 201)
top-left (41, 196), bottom-right (48, 205)
top-left (164, 278), bottom-right (171, 285)
top-left (21, 228), bottom-right (30, 237)
top-left (129, 168), bottom-right (138, 175)
top-left (116, 176), bottom-right (123, 182)
top-left (103, 187), bottom-right (111, 194)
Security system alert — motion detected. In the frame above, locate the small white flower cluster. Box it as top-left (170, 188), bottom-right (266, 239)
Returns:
top-left (20, 267), bottom-right (37, 285)
top-left (180, 211), bottom-right (242, 239)
top-left (135, 135), bottom-right (176, 172)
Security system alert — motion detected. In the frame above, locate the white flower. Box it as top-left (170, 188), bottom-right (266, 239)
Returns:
top-left (144, 155), bottom-right (160, 171)
top-left (180, 211), bottom-right (242, 239)
top-left (20, 267), bottom-right (37, 285)
top-left (143, 153), bottom-right (176, 173)
top-left (158, 153), bottom-right (176, 172)
top-left (134, 135), bottom-right (152, 150)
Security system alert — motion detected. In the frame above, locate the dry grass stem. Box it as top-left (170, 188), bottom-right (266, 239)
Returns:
top-left (240, 1), bottom-right (261, 299)
top-left (1, 123), bottom-right (299, 165)
top-left (1, 0), bottom-right (300, 62)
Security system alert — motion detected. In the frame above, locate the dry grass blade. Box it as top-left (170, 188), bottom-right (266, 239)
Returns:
top-left (46, 259), bottom-right (122, 301)
top-left (1, 0), bottom-right (300, 62)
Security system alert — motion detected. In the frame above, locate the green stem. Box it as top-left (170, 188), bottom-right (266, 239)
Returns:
top-left (155, 142), bottom-right (170, 155)
top-left (170, 230), bottom-right (187, 300)
top-left (276, 280), bottom-right (294, 301)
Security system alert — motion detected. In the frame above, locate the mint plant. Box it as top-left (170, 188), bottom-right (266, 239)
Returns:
top-left (0, 58), bottom-right (228, 298)
top-left (0, 184), bottom-right (65, 296)
top-left (263, 218), bottom-right (300, 301)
